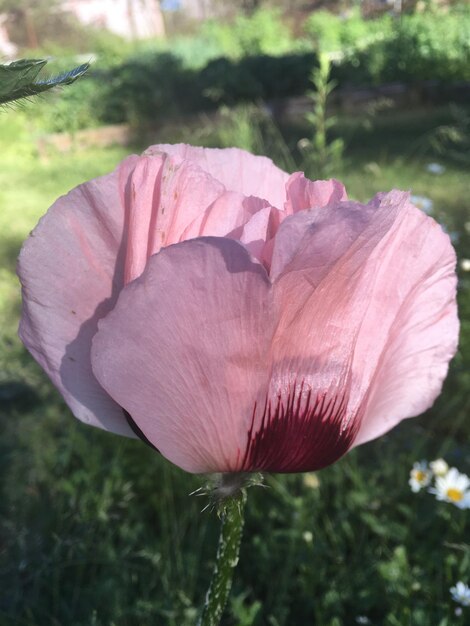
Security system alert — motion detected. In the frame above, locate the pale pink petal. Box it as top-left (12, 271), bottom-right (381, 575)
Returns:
top-left (284, 172), bottom-right (347, 215)
top-left (270, 194), bottom-right (382, 282)
top-left (18, 165), bottom-right (134, 436)
top-left (234, 205), bottom-right (282, 264)
top-left (264, 193), bottom-right (401, 465)
top-left (180, 193), bottom-right (270, 241)
top-left (269, 191), bottom-right (458, 456)
top-left (122, 154), bottom-right (227, 283)
top-left (91, 238), bottom-right (275, 474)
top-left (144, 143), bottom-right (290, 209)
top-left (353, 197), bottom-right (459, 445)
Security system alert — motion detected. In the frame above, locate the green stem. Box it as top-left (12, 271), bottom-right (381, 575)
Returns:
top-left (198, 488), bottom-right (247, 626)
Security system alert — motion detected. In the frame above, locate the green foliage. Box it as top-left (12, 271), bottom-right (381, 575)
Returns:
top-left (341, 7), bottom-right (470, 84)
top-left (300, 54), bottom-right (344, 178)
top-left (304, 10), bottom-right (343, 52)
top-left (200, 53), bottom-right (317, 106)
top-left (92, 52), bottom-right (317, 127)
top-left (427, 105), bottom-right (470, 165)
top-left (7, 7), bottom-right (469, 130)
top-left (33, 75), bottom-right (108, 134)
top-left (0, 58), bottom-right (88, 106)
top-left (304, 8), bottom-right (392, 54)
top-left (201, 7), bottom-right (294, 59)
top-left (102, 52), bottom-right (199, 126)
top-left (216, 104), bottom-right (296, 172)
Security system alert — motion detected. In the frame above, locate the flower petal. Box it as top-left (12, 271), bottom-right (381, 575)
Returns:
top-left (122, 154), bottom-right (276, 283)
top-left (268, 193), bottom-right (401, 449)
top-left (122, 154), bottom-right (228, 283)
top-left (284, 172), bottom-right (347, 215)
top-left (91, 238), bottom-right (275, 473)
top-left (180, 193), bottom-right (270, 241)
top-left (270, 191), bottom-right (458, 450)
top-left (144, 143), bottom-right (290, 209)
top-left (18, 165), bottom-right (133, 436)
top-left (352, 196), bottom-right (458, 445)
top-left (235, 205), bottom-right (282, 265)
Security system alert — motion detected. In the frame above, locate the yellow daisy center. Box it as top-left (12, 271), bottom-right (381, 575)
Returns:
top-left (446, 488), bottom-right (463, 502)
top-left (415, 471), bottom-right (427, 482)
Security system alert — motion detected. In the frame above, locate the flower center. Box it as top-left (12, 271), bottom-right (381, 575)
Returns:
top-left (447, 488), bottom-right (463, 502)
top-left (415, 470), bottom-right (427, 483)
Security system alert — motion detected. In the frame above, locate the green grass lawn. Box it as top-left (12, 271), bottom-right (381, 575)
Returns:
top-left (0, 106), bottom-right (469, 626)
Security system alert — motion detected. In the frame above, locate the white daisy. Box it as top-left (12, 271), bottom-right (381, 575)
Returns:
top-left (460, 259), bottom-right (470, 272)
top-left (450, 582), bottom-right (470, 607)
top-left (430, 468), bottom-right (470, 509)
top-left (430, 458), bottom-right (449, 477)
top-left (409, 461), bottom-right (432, 493)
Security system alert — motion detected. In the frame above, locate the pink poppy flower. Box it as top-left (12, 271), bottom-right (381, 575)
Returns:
top-left (18, 145), bottom-right (459, 474)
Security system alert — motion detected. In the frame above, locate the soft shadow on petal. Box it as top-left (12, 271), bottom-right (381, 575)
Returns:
top-left (180, 193), bottom-right (270, 242)
top-left (144, 143), bottom-right (290, 209)
top-left (233, 205), bottom-right (282, 267)
top-left (91, 238), bottom-right (275, 474)
top-left (18, 166), bottom-right (133, 436)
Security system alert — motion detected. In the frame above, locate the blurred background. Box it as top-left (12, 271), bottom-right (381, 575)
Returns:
top-left (0, 1), bottom-right (469, 625)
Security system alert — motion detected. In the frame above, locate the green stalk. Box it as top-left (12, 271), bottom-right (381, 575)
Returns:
top-left (198, 488), bottom-right (247, 626)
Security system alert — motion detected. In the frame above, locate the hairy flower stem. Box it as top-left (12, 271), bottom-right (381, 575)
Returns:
top-left (198, 487), bottom-right (247, 626)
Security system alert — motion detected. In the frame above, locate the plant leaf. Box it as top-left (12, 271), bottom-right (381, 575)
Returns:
top-left (0, 59), bottom-right (89, 105)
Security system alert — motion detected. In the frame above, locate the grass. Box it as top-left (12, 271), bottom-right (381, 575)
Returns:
top-left (0, 104), bottom-right (469, 626)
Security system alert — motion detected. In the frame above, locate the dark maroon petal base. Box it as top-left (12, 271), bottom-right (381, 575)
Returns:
top-left (240, 381), bottom-right (358, 473)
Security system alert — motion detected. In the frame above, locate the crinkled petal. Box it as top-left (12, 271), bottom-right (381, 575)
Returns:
top-left (91, 238), bottom-right (275, 474)
top-left (122, 154), bottom-right (226, 283)
top-left (122, 154), bottom-right (277, 283)
top-left (18, 165), bottom-right (133, 436)
top-left (284, 172), bottom-right (347, 215)
top-left (144, 143), bottom-right (290, 209)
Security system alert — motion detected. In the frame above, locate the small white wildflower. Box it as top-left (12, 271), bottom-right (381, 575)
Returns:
top-left (355, 617), bottom-right (371, 625)
top-left (430, 468), bottom-right (470, 509)
top-left (303, 531), bottom-right (313, 544)
top-left (297, 138), bottom-right (311, 151)
top-left (426, 162), bottom-right (445, 175)
top-left (430, 458), bottom-right (449, 477)
top-left (450, 582), bottom-right (470, 607)
top-left (409, 461), bottom-right (432, 493)
top-left (460, 259), bottom-right (470, 272)
top-left (411, 194), bottom-right (433, 214)
top-left (303, 472), bottom-right (320, 489)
